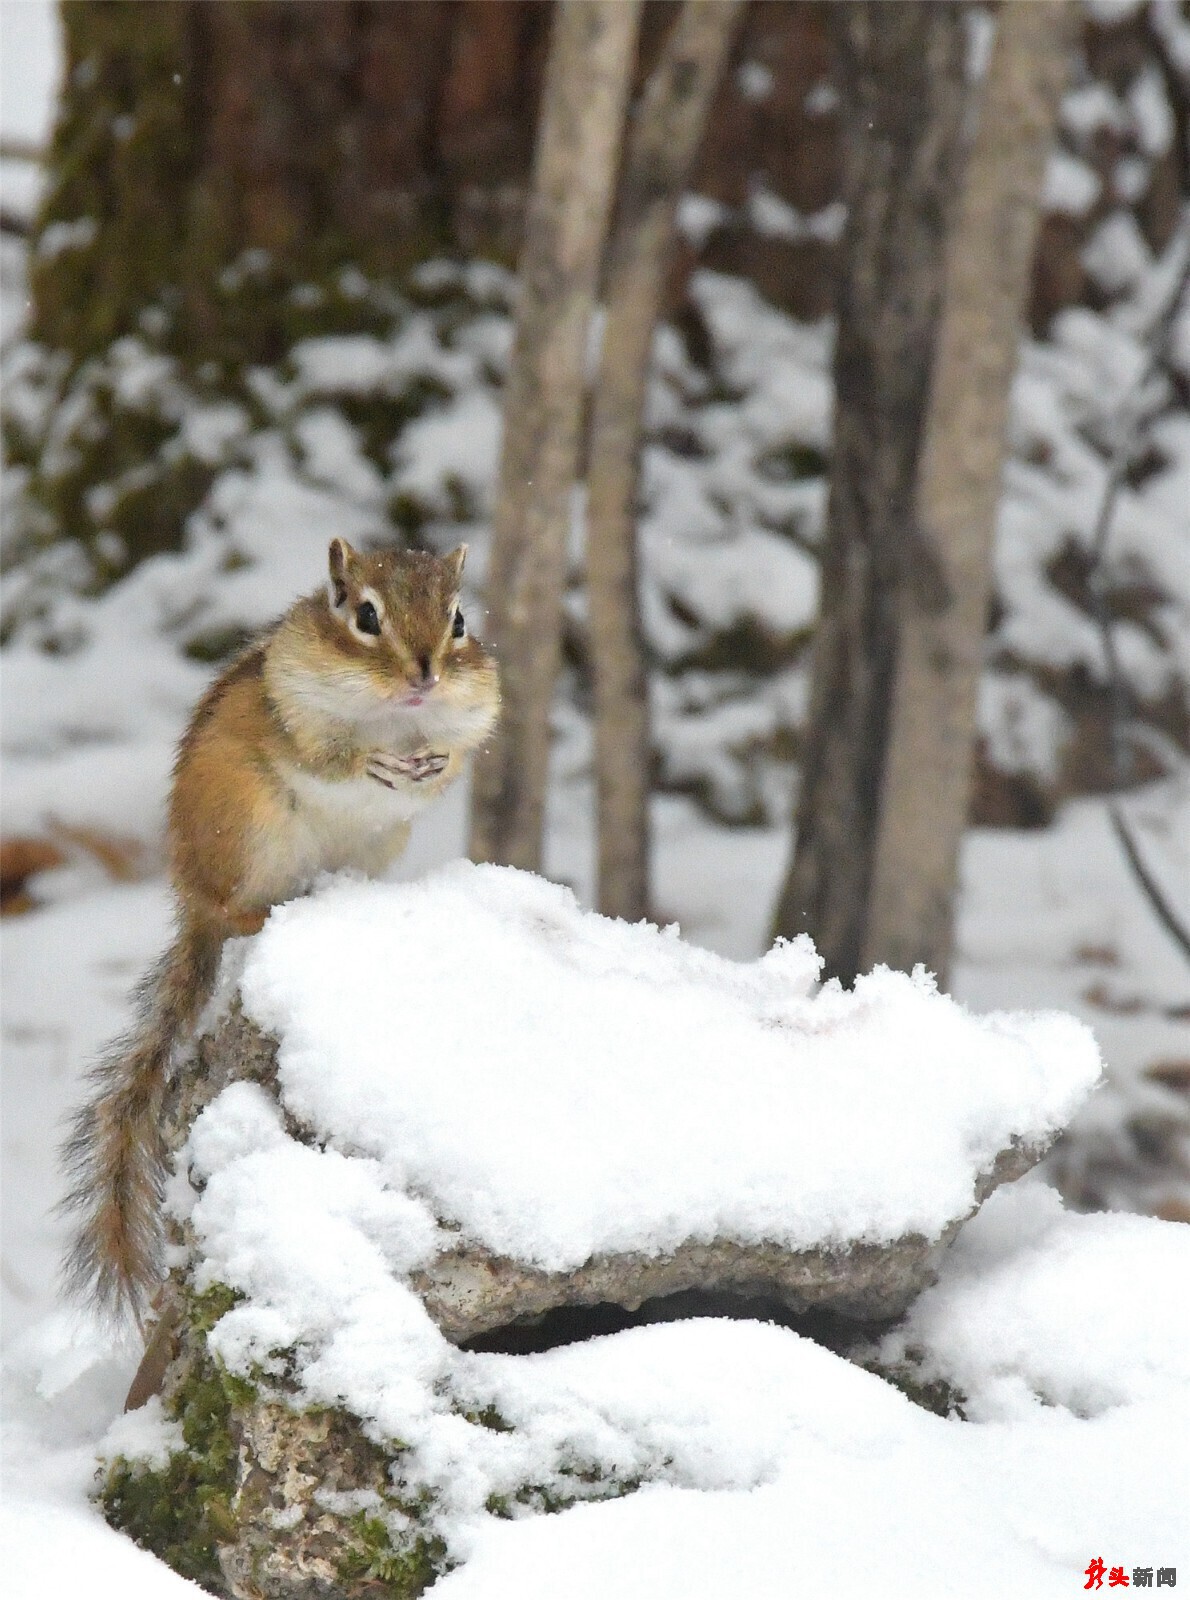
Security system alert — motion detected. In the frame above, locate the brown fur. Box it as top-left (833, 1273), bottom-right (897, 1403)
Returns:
top-left (61, 914), bottom-right (223, 1323)
top-left (62, 541), bottom-right (499, 1322)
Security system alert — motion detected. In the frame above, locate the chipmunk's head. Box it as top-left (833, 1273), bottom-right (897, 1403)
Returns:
top-left (322, 539), bottom-right (499, 730)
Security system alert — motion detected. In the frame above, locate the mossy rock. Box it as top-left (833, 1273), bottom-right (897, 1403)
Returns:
top-left (95, 979), bottom-right (1062, 1598)
top-left (101, 1264), bottom-right (643, 1600)
top-left (103, 1279), bottom-right (450, 1600)
top-left (99, 1006), bottom-right (653, 1598)
top-left (103, 1287), bottom-right (249, 1594)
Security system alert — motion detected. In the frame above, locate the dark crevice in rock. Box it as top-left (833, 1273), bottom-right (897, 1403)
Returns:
top-left (460, 1287), bottom-right (897, 1358)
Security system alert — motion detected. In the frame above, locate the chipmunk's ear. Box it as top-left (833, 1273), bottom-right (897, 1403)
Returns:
top-left (327, 538), bottom-right (357, 609)
top-left (446, 543), bottom-right (468, 585)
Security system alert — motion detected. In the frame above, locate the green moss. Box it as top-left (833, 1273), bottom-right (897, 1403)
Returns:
top-left (13, 1), bottom-right (468, 571)
top-left (29, 5), bottom-right (200, 365)
top-left (28, 8), bottom-right (439, 374)
top-left (104, 1447), bottom-right (230, 1591)
top-left (102, 1287), bottom-right (251, 1591)
top-left (459, 1403), bottom-right (513, 1434)
top-left (337, 1511), bottom-right (448, 1597)
top-left (189, 1283), bottom-right (243, 1335)
top-left (99, 1273), bottom-right (673, 1597)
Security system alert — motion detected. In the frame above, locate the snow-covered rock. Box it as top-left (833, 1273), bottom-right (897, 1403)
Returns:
top-left (102, 865), bottom-right (1102, 1598)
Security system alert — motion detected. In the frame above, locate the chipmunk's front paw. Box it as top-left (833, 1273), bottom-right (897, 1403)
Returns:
top-left (367, 750), bottom-right (448, 788)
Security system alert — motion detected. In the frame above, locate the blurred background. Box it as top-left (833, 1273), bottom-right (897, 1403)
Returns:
top-left (1, 0), bottom-right (1188, 1343)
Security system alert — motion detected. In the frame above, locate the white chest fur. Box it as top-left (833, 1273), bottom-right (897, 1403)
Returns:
top-left (283, 764), bottom-right (427, 864)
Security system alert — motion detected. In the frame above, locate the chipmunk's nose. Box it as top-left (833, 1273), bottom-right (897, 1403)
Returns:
top-left (412, 655), bottom-right (439, 690)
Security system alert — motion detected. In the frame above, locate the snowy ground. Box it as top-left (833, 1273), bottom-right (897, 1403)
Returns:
top-left (2, 852), bottom-right (1188, 1598)
top-left (3, 779), bottom-right (1188, 1598)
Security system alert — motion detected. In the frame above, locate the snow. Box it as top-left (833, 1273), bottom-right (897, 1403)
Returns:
top-left (878, 1179), bottom-right (1190, 1419)
top-left (1043, 150), bottom-right (1102, 217)
top-left (6, 803), bottom-right (1183, 1595)
top-left (675, 194), bottom-right (727, 249)
top-left (0, 846), bottom-right (1184, 1582)
top-left (1127, 66), bottom-right (1176, 158)
top-left (435, 1359), bottom-right (1186, 1600)
top-left (804, 80), bottom-right (840, 118)
top-left (2, 1309), bottom-right (205, 1599)
top-left (0, 0), bottom-right (61, 147)
top-left (1083, 210), bottom-right (1154, 296)
top-left (393, 387), bottom-right (503, 517)
top-left (978, 673), bottom-right (1074, 783)
top-left (1, 884), bottom-right (175, 1337)
top-left (34, 215), bottom-right (99, 259)
top-left (735, 61), bottom-right (774, 105)
top-left (5, 188), bottom-right (1182, 839)
top-left (0, 1), bottom-right (59, 341)
top-left (3, 1499), bottom-right (206, 1600)
top-left (955, 782), bottom-right (1190, 1219)
top-left (991, 236), bottom-right (1190, 724)
top-left (232, 866), bottom-right (1098, 1269)
top-left (1151, 0), bottom-right (1190, 77)
top-left (110, 893), bottom-right (1157, 1587)
top-left (1062, 83), bottom-right (1130, 142)
top-left (433, 1185), bottom-right (1190, 1598)
top-left (175, 1167), bottom-right (1190, 1600)
top-left (747, 187), bottom-right (847, 245)
top-left (691, 270), bottom-right (834, 454)
top-left (1084, 0), bottom-right (1145, 21)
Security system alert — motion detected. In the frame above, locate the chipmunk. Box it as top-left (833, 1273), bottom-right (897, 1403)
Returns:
top-left (62, 538), bottom-right (500, 1323)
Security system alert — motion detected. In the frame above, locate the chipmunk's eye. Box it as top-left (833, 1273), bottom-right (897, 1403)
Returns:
top-left (452, 608), bottom-right (466, 639)
top-left (355, 600), bottom-right (381, 636)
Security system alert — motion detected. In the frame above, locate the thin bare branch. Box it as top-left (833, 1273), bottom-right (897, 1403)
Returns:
top-left (1086, 222), bottom-right (1190, 965)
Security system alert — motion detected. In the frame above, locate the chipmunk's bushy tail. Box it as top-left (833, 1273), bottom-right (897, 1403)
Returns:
top-left (61, 915), bottom-right (224, 1324)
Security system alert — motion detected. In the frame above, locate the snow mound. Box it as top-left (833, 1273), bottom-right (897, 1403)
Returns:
top-left (877, 1177), bottom-right (1190, 1420)
top-left (233, 862), bottom-right (1102, 1269)
top-left (129, 865), bottom-right (1103, 1565)
top-left (166, 1144), bottom-right (1187, 1596)
top-left (427, 1182), bottom-right (1190, 1599)
top-left (87, 868), bottom-right (1181, 1597)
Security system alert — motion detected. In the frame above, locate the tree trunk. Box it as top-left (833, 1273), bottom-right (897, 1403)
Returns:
top-left (586, 0), bottom-right (744, 922)
top-left (18, 0), bottom-right (554, 575)
top-left (862, 3), bottom-right (1074, 983)
top-left (32, 1), bottom-right (553, 369)
top-left (468, 0), bottom-right (641, 871)
top-left (770, 2), bottom-right (968, 983)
